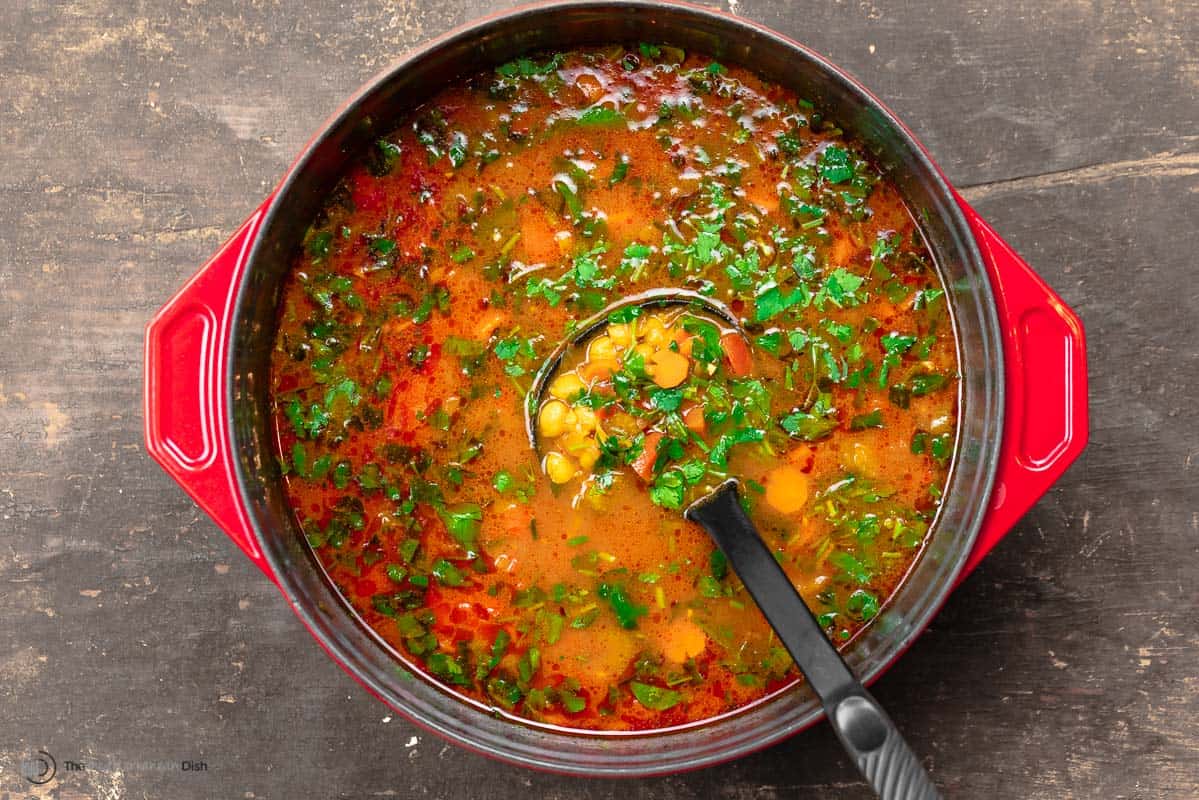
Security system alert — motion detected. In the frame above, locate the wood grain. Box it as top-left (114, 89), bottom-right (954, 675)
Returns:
top-left (0, 0), bottom-right (1196, 797)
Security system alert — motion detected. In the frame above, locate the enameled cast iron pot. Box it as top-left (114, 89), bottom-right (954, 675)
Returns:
top-left (144, 1), bottom-right (1088, 777)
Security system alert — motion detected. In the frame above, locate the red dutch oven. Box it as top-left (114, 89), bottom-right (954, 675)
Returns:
top-left (143, 1), bottom-right (1087, 777)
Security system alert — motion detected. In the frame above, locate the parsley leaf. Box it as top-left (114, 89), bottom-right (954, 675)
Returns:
top-left (850, 409), bottom-right (884, 430)
top-left (648, 388), bottom-right (683, 412)
top-left (819, 145), bottom-right (855, 184)
top-left (577, 106), bottom-right (625, 126)
top-left (438, 504), bottom-right (483, 557)
top-left (597, 582), bottom-right (647, 629)
top-left (814, 268), bottom-right (865, 309)
top-left (754, 281), bottom-right (806, 322)
top-left (630, 681), bottom-right (682, 710)
top-left (881, 332), bottom-right (917, 355)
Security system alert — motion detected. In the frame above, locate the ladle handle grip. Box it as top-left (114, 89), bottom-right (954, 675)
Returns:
top-left (832, 693), bottom-right (943, 800)
top-left (685, 481), bottom-right (941, 800)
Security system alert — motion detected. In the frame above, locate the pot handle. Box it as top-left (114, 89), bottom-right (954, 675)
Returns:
top-left (144, 208), bottom-right (274, 578)
top-left (955, 199), bottom-right (1089, 581)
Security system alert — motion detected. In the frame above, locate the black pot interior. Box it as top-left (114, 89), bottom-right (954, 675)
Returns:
top-left (227, 1), bottom-right (1002, 775)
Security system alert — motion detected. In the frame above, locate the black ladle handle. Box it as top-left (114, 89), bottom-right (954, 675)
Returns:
top-left (685, 480), bottom-right (941, 800)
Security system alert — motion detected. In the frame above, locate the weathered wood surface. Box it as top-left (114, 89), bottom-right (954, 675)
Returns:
top-left (1, 1), bottom-right (1196, 797)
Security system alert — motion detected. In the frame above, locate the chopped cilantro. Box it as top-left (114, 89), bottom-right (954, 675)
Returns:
top-left (577, 106), bottom-right (624, 126)
top-left (819, 145), bottom-right (855, 184)
top-left (630, 681), bottom-right (682, 710)
top-left (437, 504), bottom-right (483, 557)
top-left (881, 332), bottom-right (917, 355)
top-left (850, 409), bottom-right (884, 430)
top-left (597, 582), bottom-right (647, 629)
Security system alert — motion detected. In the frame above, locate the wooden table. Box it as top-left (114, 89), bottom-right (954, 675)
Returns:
top-left (1, 1), bottom-right (1195, 797)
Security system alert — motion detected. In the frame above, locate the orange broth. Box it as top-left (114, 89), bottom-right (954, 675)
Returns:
top-left (269, 45), bottom-right (958, 731)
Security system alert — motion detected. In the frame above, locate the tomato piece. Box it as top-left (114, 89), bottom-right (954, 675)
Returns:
top-left (721, 332), bottom-right (752, 376)
top-left (630, 432), bottom-right (663, 482)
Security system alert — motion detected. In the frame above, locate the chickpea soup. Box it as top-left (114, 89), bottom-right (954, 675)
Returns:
top-left (270, 44), bottom-right (958, 731)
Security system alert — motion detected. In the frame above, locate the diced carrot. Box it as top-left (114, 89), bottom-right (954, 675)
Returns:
top-left (682, 403), bottom-right (706, 434)
top-left (386, 378), bottom-right (426, 431)
top-left (721, 332), bottom-right (752, 377)
top-left (742, 178), bottom-right (779, 214)
top-left (662, 619), bottom-right (707, 663)
top-left (518, 203), bottom-right (562, 264)
top-left (668, 328), bottom-right (694, 356)
top-left (764, 465), bottom-right (810, 514)
top-left (473, 308), bottom-right (508, 342)
top-left (631, 432), bottom-right (663, 482)
top-left (500, 502), bottom-right (533, 535)
top-left (579, 358), bottom-right (619, 383)
top-left (649, 349), bottom-right (690, 388)
top-left (604, 203), bottom-right (639, 242)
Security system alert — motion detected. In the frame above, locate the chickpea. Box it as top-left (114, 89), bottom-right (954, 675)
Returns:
top-left (538, 399), bottom-right (570, 438)
top-left (574, 405), bottom-right (597, 434)
top-left (544, 452), bottom-right (577, 484)
top-left (560, 432), bottom-right (593, 456)
top-left (632, 342), bottom-right (655, 362)
top-left (588, 334), bottom-right (617, 363)
top-left (577, 444), bottom-right (602, 471)
top-left (549, 372), bottom-right (586, 401)
top-left (608, 323), bottom-right (633, 348)
top-left (637, 315), bottom-right (667, 345)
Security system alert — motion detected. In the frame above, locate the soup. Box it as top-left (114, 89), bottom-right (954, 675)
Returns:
top-left (269, 44), bottom-right (957, 731)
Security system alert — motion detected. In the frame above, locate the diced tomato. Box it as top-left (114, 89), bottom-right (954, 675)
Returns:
top-left (631, 432), bottom-right (663, 482)
top-left (721, 332), bottom-right (752, 376)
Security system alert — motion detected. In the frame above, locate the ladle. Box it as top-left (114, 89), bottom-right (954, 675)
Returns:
top-left (527, 292), bottom-right (941, 800)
